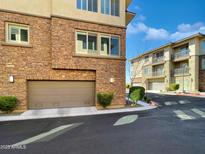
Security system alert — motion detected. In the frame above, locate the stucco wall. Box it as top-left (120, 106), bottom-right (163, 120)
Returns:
top-left (0, 0), bottom-right (126, 27)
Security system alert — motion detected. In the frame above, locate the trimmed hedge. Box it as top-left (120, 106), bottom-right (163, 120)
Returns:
top-left (129, 86), bottom-right (145, 102)
top-left (0, 96), bottom-right (17, 113)
top-left (97, 92), bottom-right (113, 108)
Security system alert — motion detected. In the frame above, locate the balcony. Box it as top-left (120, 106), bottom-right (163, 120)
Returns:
top-left (152, 56), bottom-right (165, 65)
top-left (145, 70), bottom-right (164, 79)
top-left (174, 67), bottom-right (189, 76)
top-left (173, 50), bottom-right (189, 61)
top-left (152, 70), bottom-right (164, 77)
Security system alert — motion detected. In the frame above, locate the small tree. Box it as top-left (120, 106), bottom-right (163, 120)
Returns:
top-left (129, 86), bottom-right (145, 103)
top-left (128, 59), bottom-right (144, 86)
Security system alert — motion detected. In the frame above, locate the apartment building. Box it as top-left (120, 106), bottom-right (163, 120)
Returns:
top-left (131, 33), bottom-right (205, 93)
top-left (0, 0), bottom-right (135, 111)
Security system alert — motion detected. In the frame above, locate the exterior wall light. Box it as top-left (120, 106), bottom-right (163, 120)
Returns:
top-left (9, 75), bottom-right (14, 83)
top-left (110, 78), bottom-right (115, 83)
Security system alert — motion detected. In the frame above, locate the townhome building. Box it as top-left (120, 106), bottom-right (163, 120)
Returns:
top-left (0, 0), bottom-right (135, 111)
top-left (131, 33), bottom-right (205, 93)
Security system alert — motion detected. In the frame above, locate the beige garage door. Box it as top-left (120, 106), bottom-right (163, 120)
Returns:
top-left (148, 80), bottom-right (165, 91)
top-left (28, 81), bottom-right (95, 109)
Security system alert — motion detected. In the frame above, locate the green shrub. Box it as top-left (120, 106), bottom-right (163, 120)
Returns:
top-left (97, 93), bottom-right (113, 108)
top-left (129, 86), bottom-right (145, 101)
top-left (0, 96), bottom-right (17, 113)
top-left (169, 83), bottom-right (180, 91)
top-left (130, 89), bottom-right (141, 103)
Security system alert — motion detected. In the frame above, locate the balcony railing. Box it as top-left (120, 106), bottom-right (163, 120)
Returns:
top-left (152, 70), bottom-right (164, 76)
top-left (152, 56), bottom-right (164, 64)
top-left (173, 50), bottom-right (189, 60)
top-left (174, 67), bottom-right (189, 75)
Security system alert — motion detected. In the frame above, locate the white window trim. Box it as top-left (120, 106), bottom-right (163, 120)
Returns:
top-left (75, 30), bottom-right (120, 57)
top-left (100, 35), bottom-right (110, 56)
top-left (76, 31), bottom-right (98, 55)
top-left (100, 34), bottom-right (120, 57)
top-left (6, 22), bottom-right (30, 45)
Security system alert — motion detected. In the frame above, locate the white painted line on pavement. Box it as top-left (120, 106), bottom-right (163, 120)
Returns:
top-left (164, 101), bottom-right (178, 106)
top-left (12, 124), bottom-right (74, 146)
top-left (114, 115), bottom-right (138, 126)
top-left (191, 108), bottom-right (205, 118)
top-left (174, 110), bottom-right (196, 120)
top-left (179, 100), bottom-right (191, 104)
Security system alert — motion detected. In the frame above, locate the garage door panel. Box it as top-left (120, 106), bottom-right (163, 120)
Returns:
top-left (148, 80), bottom-right (165, 91)
top-left (28, 81), bottom-right (95, 109)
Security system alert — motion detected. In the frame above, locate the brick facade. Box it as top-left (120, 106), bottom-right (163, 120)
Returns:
top-left (199, 56), bottom-right (205, 92)
top-left (0, 11), bottom-right (126, 111)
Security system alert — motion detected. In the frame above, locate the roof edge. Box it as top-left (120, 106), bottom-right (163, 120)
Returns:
top-left (130, 33), bottom-right (205, 62)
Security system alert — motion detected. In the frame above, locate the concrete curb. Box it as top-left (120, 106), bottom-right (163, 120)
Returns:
top-left (0, 101), bottom-right (156, 122)
top-left (148, 91), bottom-right (205, 98)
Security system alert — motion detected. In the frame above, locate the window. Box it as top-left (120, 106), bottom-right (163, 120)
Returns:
top-left (77, 32), bottom-right (87, 53)
top-left (88, 34), bottom-right (97, 54)
top-left (101, 35), bottom-right (120, 56)
top-left (76, 32), bottom-right (97, 54)
top-left (202, 58), bottom-right (205, 70)
top-left (143, 67), bottom-right (150, 75)
top-left (76, 31), bottom-right (120, 57)
top-left (201, 40), bottom-right (205, 54)
top-left (156, 51), bottom-right (164, 58)
top-left (101, 0), bottom-right (119, 16)
top-left (101, 36), bottom-right (110, 55)
top-left (6, 23), bottom-right (29, 44)
top-left (111, 36), bottom-right (119, 56)
top-left (144, 55), bottom-right (149, 62)
top-left (111, 0), bottom-right (119, 16)
top-left (77, 0), bottom-right (97, 12)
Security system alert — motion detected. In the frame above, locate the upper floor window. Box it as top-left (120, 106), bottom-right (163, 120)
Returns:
top-left (202, 58), bottom-right (205, 70)
top-left (143, 67), bottom-right (150, 75)
top-left (100, 35), bottom-right (120, 56)
top-left (155, 51), bottom-right (164, 58)
top-left (76, 32), bottom-right (98, 54)
top-left (144, 55), bottom-right (149, 62)
top-left (77, 0), bottom-right (98, 12)
top-left (201, 40), bottom-right (205, 54)
top-left (76, 31), bottom-right (120, 57)
top-left (6, 23), bottom-right (29, 44)
top-left (101, 0), bottom-right (119, 16)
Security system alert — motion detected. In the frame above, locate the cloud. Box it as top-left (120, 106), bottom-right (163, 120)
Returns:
top-left (127, 22), bottom-right (148, 34)
top-left (137, 15), bottom-right (146, 21)
top-left (145, 28), bottom-right (169, 40)
top-left (127, 22), bottom-right (169, 40)
top-left (134, 5), bottom-right (141, 10)
top-left (127, 22), bottom-right (205, 41)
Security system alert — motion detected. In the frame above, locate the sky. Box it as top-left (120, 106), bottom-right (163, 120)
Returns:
top-left (126, 0), bottom-right (205, 83)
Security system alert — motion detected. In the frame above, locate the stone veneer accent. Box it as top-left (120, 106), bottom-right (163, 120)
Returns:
top-left (0, 11), bottom-right (126, 111)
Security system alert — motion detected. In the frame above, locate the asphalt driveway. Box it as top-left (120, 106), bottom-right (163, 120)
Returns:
top-left (0, 93), bottom-right (205, 154)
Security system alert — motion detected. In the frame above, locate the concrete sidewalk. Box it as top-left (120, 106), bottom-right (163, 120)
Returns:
top-left (147, 90), bottom-right (205, 98)
top-left (0, 101), bottom-right (156, 122)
